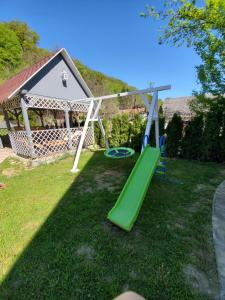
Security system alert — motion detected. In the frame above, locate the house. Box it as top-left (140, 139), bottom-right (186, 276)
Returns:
top-left (0, 48), bottom-right (94, 158)
top-left (163, 96), bottom-right (194, 126)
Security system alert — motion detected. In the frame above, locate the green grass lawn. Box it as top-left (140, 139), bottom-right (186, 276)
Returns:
top-left (0, 150), bottom-right (224, 299)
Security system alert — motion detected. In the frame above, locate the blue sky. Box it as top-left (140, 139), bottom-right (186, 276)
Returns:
top-left (1, 0), bottom-right (201, 99)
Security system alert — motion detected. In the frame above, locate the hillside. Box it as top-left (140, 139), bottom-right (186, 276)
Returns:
top-left (0, 21), bottom-right (143, 114)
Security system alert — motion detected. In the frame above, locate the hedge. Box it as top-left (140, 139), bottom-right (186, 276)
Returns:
top-left (94, 107), bottom-right (225, 163)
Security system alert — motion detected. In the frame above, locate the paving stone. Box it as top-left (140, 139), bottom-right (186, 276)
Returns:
top-left (0, 148), bottom-right (13, 164)
top-left (212, 180), bottom-right (225, 300)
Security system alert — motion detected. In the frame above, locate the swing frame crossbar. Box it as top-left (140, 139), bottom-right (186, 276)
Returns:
top-left (71, 84), bottom-right (171, 172)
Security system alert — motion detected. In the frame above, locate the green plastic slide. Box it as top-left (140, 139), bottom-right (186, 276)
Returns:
top-left (107, 146), bottom-right (160, 231)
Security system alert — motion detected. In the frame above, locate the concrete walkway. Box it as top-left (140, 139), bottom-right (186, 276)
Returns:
top-left (0, 148), bottom-right (13, 164)
top-left (212, 180), bottom-right (225, 300)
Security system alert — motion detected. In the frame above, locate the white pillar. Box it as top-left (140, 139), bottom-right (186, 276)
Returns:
top-left (142, 91), bottom-right (158, 151)
top-left (64, 106), bottom-right (72, 149)
top-left (97, 116), bottom-right (109, 149)
top-left (154, 92), bottom-right (159, 148)
top-left (71, 100), bottom-right (94, 172)
top-left (21, 97), bottom-right (36, 158)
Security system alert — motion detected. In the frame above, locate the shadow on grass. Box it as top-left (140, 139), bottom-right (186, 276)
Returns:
top-left (0, 151), bottom-right (138, 299)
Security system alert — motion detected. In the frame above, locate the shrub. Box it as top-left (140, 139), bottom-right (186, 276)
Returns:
top-left (201, 108), bottom-right (224, 162)
top-left (130, 114), bottom-right (145, 151)
top-left (181, 114), bottom-right (204, 160)
top-left (166, 113), bottom-right (183, 158)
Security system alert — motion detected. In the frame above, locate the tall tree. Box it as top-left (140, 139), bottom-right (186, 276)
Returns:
top-left (181, 114), bottom-right (204, 160)
top-left (166, 113), bottom-right (183, 157)
top-left (0, 23), bottom-right (22, 73)
top-left (6, 21), bottom-right (40, 52)
top-left (141, 0), bottom-right (225, 95)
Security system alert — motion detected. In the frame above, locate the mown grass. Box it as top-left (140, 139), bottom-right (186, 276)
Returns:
top-left (0, 150), bottom-right (224, 299)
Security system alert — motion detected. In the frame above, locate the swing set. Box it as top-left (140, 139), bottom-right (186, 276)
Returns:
top-left (71, 84), bottom-right (171, 231)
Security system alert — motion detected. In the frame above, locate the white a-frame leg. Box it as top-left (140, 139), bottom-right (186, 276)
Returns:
top-left (91, 99), bottom-right (109, 149)
top-left (71, 100), bottom-right (94, 173)
top-left (71, 99), bottom-right (109, 173)
top-left (141, 91), bottom-right (159, 151)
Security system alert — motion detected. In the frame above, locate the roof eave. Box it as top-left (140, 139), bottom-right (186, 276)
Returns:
top-left (7, 48), bottom-right (92, 101)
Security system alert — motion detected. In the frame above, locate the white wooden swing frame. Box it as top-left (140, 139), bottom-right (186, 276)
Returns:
top-left (71, 85), bottom-right (171, 172)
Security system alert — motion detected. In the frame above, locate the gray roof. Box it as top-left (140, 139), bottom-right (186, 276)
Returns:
top-left (163, 96), bottom-right (194, 120)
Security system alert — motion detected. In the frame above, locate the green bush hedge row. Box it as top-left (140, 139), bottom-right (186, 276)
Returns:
top-left (94, 113), bottom-right (165, 152)
top-left (95, 108), bottom-right (225, 163)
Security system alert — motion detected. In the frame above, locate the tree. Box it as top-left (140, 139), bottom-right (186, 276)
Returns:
top-left (130, 114), bottom-right (145, 151)
top-left (0, 23), bottom-right (22, 73)
top-left (181, 114), bottom-right (204, 160)
top-left (201, 107), bottom-right (224, 162)
top-left (110, 116), bottom-right (121, 147)
top-left (119, 114), bottom-right (131, 146)
top-left (6, 21), bottom-right (40, 52)
top-left (166, 113), bottom-right (183, 157)
top-left (141, 0), bottom-right (225, 95)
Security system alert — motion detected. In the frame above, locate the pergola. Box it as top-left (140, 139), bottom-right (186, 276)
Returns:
top-left (1, 92), bottom-right (94, 159)
top-left (0, 48), bottom-right (99, 159)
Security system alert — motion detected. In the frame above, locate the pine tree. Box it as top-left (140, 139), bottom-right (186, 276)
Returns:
top-left (181, 114), bottom-right (203, 160)
top-left (119, 114), bottom-right (131, 146)
top-left (130, 114), bottom-right (144, 151)
top-left (166, 113), bottom-right (183, 157)
top-left (201, 108), bottom-right (223, 162)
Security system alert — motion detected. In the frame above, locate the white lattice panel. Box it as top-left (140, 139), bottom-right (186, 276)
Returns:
top-left (84, 126), bottom-right (94, 146)
top-left (2, 95), bottom-right (21, 110)
top-left (69, 101), bottom-right (90, 113)
top-left (25, 95), bottom-right (67, 111)
top-left (32, 128), bottom-right (70, 157)
top-left (71, 128), bottom-right (82, 148)
top-left (9, 131), bottom-right (31, 157)
top-left (25, 94), bottom-right (90, 112)
top-left (9, 126), bottom-right (94, 158)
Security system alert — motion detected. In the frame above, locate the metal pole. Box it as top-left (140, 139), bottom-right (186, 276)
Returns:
top-left (71, 100), bottom-right (94, 172)
top-left (154, 92), bottom-right (160, 148)
top-left (64, 105), bottom-right (72, 150)
top-left (97, 116), bottom-right (109, 149)
top-left (21, 97), bottom-right (36, 158)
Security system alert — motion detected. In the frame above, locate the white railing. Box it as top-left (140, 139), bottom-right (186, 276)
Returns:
top-left (9, 127), bottom-right (94, 158)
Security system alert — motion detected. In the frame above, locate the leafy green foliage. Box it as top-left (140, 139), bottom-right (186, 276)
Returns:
top-left (142, 0), bottom-right (225, 95)
top-left (95, 113), bottom-right (145, 151)
top-left (94, 119), bottom-right (110, 148)
top-left (166, 113), bottom-right (183, 157)
top-left (181, 114), bottom-right (204, 160)
top-left (201, 107), bottom-right (225, 162)
top-left (130, 114), bottom-right (145, 151)
top-left (0, 23), bottom-right (22, 73)
top-left (6, 21), bottom-right (40, 52)
top-left (109, 115), bottom-right (131, 147)
top-left (0, 21), bottom-right (48, 82)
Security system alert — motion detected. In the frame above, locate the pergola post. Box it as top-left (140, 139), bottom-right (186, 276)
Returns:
top-left (64, 105), bottom-right (72, 149)
top-left (20, 97), bottom-right (36, 158)
top-left (3, 109), bottom-right (11, 131)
